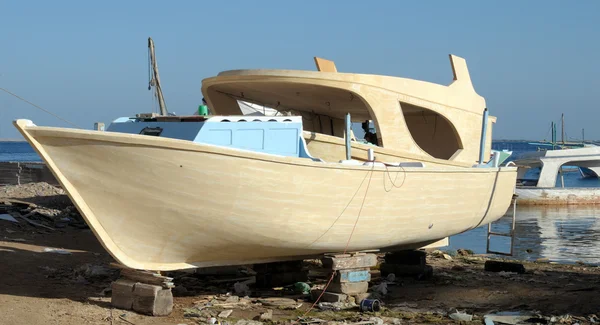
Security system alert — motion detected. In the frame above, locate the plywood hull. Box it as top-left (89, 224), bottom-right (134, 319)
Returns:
top-left (14, 120), bottom-right (517, 271)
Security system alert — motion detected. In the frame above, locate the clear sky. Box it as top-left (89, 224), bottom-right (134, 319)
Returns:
top-left (1, 1), bottom-right (599, 140)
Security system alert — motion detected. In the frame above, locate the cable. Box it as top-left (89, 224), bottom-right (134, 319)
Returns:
top-left (302, 163), bottom-right (375, 317)
top-left (0, 88), bottom-right (80, 128)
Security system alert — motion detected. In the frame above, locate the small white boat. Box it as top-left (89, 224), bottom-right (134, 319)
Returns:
top-left (514, 146), bottom-right (600, 205)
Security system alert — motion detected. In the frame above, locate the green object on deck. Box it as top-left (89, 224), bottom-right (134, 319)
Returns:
top-left (198, 104), bottom-right (208, 116)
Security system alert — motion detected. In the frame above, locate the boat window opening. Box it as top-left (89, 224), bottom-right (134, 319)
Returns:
top-left (139, 127), bottom-right (163, 136)
top-left (401, 101), bottom-right (462, 159)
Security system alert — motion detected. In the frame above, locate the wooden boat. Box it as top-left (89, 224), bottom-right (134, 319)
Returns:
top-left (13, 52), bottom-right (517, 271)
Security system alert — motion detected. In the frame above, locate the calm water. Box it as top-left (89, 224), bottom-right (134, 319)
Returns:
top-left (0, 141), bottom-right (41, 162)
top-left (2, 140), bottom-right (600, 264)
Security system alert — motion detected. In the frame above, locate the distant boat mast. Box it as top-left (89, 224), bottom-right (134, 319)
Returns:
top-left (148, 37), bottom-right (168, 116)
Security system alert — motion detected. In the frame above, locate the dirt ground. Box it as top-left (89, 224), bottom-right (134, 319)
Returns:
top-left (1, 183), bottom-right (599, 324)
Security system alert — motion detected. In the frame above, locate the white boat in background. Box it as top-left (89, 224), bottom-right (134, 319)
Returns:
top-left (513, 146), bottom-right (600, 205)
top-left (13, 40), bottom-right (517, 271)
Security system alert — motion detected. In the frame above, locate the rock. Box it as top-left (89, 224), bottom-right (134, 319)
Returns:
top-left (234, 321), bottom-right (263, 325)
top-left (224, 295), bottom-right (240, 303)
top-left (260, 309), bottom-right (273, 321)
top-left (75, 263), bottom-right (113, 279)
top-left (234, 282), bottom-right (250, 296)
top-left (457, 249), bottom-right (474, 256)
top-left (449, 310), bottom-right (473, 321)
top-left (370, 283), bottom-right (387, 296)
top-left (172, 285), bottom-right (189, 297)
top-left (533, 270), bottom-right (547, 276)
top-left (484, 260), bottom-right (526, 274)
top-left (311, 290), bottom-right (348, 303)
top-left (368, 317), bottom-right (384, 325)
top-left (442, 254), bottom-right (453, 260)
top-left (218, 309), bottom-right (233, 318)
top-left (257, 297), bottom-right (300, 309)
top-left (317, 302), bottom-right (356, 311)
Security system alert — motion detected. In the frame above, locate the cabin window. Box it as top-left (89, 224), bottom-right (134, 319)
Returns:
top-left (401, 102), bottom-right (462, 159)
top-left (139, 127), bottom-right (163, 136)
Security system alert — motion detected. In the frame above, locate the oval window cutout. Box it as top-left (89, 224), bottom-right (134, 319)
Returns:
top-left (401, 102), bottom-right (463, 159)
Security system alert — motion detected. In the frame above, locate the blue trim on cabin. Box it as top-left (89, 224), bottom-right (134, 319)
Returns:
top-left (106, 116), bottom-right (317, 160)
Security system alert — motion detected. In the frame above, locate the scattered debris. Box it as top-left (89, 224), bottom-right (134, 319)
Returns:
top-left (218, 309), bottom-right (233, 318)
top-left (449, 310), bottom-right (473, 321)
top-left (317, 301), bottom-right (356, 311)
top-left (43, 247), bottom-right (72, 255)
top-left (259, 309), bottom-right (273, 321)
top-left (0, 213), bottom-right (18, 223)
top-left (457, 249), bottom-right (474, 256)
top-left (483, 311), bottom-right (537, 325)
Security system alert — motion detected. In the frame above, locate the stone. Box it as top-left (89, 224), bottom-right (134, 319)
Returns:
top-left (484, 260), bottom-right (526, 274)
top-left (218, 309), bottom-right (233, 318)
top-left (334, 268), bottom-right (371, 283)
top-left (353, 292), bottom-right (372, 304)
top-left (225, 295), bottom-right (240, 303)
top-left (322, 254), bottom-right (377, 270)
top-left (172, 285), bottom-right (189, 296)
top-left (384, 250), bottom-right (426, 265)
top-left (111, 279), bottom-right (137, 310)
top-left (260, 309), bottom-right (273, 321)
top-left (132, 282), bottom-right (173, 316)
top-left (311, 290), bottom-right (348, 303)
top-left (328, 281), bottom-right (369, 294)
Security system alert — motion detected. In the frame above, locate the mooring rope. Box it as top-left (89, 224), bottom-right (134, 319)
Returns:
top-left (0, 88), bottom-right (80, 128)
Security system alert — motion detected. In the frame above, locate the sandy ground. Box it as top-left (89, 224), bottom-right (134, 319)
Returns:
top-left (1, 183), bottom-right (599, 324)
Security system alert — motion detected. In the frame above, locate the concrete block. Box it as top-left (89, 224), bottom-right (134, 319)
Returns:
top-left (328, 281), bottom-right (369, 294)
top-left (334, 268), bottom-right (371, 283)
top-left (255, 270), bottom-right (308, 288)
top-left (380, 263), bottom-right (433, 280)
top-left (132, 282), bottom-right (173, 316)
top-left (310, 290), bottom-right (348, 303)
top-left (111, 279), bottom-right (136, 310)
top-left (384, 250), bottom-right (426, 265)
top-left (322, 254), bottom-right (377, 270)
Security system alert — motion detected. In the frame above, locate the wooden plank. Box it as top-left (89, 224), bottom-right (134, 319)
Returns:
top-left (314, 57), bottom-right (337, 72)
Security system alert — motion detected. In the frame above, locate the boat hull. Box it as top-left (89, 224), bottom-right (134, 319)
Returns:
top-left (516, 187), bottom-right (600, 205)
top-left (14, 120), bottom-right (517, 271)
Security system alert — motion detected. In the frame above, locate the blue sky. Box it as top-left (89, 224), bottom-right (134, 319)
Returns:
top-left (1, 1), bottom-right (599, 140)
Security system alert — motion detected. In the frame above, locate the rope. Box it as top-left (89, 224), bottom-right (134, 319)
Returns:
top-left (302, 163), bottom-right (375, 317)
top-left (0, 88), bottom-right (80, 128)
